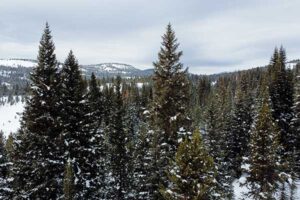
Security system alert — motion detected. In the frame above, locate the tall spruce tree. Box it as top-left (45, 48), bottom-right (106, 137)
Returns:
top-left (86, 72), bottom-right (107, 197)
top-left (268, 47), bottom-right (293, 155)
top-left (160, 129), bottom-right (216, 200)
top-left (204, 90), bottom-right (232, 199)
top-left (86, 73), bottom-right (104, 132)
top-left (12, 23), bottom-right (64, 199)
top-left (107, 76), bottom-right (130, 200)
top-left (227, 74), bottom-right (253, 177)
top-left (60, 51), bottom-right (99, 199)
top-left (290, 63), bottom-right (300, 175)
top-left (132, 122), bottom-right (153, 199)
top-left (197, 76), bottom-right (211, 108)
top-left (150, 23), bottom-right (191, 199)
top-left (245, 82), bottom-right (282, 200)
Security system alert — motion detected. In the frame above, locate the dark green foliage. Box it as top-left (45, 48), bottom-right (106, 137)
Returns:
top-left (133, 123), bottom-right (153, 199)
top-left (150, 24), bottom-right (191, 199)
top-left (86, 72), bottom-right (107, 197)
top-left (160, 129), bottom-right (216, 200)
top-left (290, 63), bottom-right (300, 175)
top-left (204, 79), bottom-right (234, 199)
top-left (268, 47), bottom-right (294, 153)
top-left (197, 75), bottom-right (211, 108)
top-left (107, 76), bottom-right (131, 200)
top-left (60, 51), bottom-right (99, 198)
top-left (227, 74), bottom-right (253, 177)
top-left (12, 23), bottom-right (64, 199)
top-left (152, 24), bottom-right (191, 142)
top-left (0, 132), bottom-right (11, 199)
top-left (87, 73), bottom-right (104, 130)
top-left (245, 84), bottom-right (281, 200)
top-left (102, 84), bottom-right (114, 126)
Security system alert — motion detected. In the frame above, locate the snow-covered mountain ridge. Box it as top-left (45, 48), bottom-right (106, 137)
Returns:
top-left (0, 58), bottom-right (150, 76)
top-left (84, 63), bottom-right (139, 73)
top-left (0, 59), bottom-right (37, 68)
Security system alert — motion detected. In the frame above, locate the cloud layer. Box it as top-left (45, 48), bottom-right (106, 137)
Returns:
top-left (0, 0), bottom-right (299, 74)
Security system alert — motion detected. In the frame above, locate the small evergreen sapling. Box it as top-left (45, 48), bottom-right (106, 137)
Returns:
top-left (160, 129), bottom-right (216, 200)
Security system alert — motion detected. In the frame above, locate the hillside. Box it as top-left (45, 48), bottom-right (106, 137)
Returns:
top-left (0, 58), bottom-right (151, 78)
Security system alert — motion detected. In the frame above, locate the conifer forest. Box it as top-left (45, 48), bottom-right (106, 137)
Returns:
top-left (0, 2), bottom-right (300, 200)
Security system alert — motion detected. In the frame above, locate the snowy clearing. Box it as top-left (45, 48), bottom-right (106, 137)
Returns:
top-left (0, 97), bottom-right (25, 137)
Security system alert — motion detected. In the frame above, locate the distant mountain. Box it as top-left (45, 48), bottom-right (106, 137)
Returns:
top-left (1, 58), bottom-right (298, 89)
top-left (0, 59), bottom-right (37, 68)
top-left (81, 63), bottom-right (152, 77)
top-left (0, 59), bottom-right (152, 76)
top-left (0, 59), bottom-right (153, 87)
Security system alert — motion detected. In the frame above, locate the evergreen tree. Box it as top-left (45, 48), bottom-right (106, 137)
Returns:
top-left (5, 134), bottom-right (14, 161)
top-left (290, 63), bottom-right (300, 175)
top-left (103, 84), bottom-right (114, 126)
top-left (63, 161), bottom-right (75, 200)
top-left (150, 23), bottom-right (191, 199)
top-left (152, 23), bottom-right (191, 143)
top-left (133, 123), bottom-right (153, 199)
top-left (268, 47), bottom-right (293, 154)
top-left (12, 23), bottom-right (64, 199)
top-left (86, 72), bottom-right (107, 197)
top-left (86, 73), bottom-right (104, 132)
top-left (245, 83), bottom-right (282, 200)
top-left (160, 129), bottom-right (216, 200)
top-left (107, 76), bottom-right (130, 199)
top-left (140, 83), bottom-right (152, 111)
top-left (227, 74), bottom-right (253, 177)
top-left (0, 132), bottom-right (11, 199)
top-left (204, 91), bottom-right (232, 199)
top-left (60, 51), bottom-right (98, 198)
top-left (197, 75), bottom-right (211, 108)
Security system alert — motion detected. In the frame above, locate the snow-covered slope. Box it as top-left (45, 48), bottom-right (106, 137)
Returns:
top-left (83, 63), bottom-right (139, 72)
top-left (0, 97), bottom-right (25, 137)
top-left (233, 175), bottom-right (300, 199)
top-left (0, 59), bottom-right (37, 68)
top-left (0, 59), bottom-right (152, 78)
top-left (286, 60), bottom-right (299, 69)
top-left (82, 63), bottom-right (142, 76)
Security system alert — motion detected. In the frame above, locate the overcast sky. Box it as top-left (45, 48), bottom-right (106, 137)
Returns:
top-left (0, 0), bottom-right (299, 74)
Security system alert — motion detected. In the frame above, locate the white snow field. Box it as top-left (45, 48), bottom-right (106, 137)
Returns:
top-left (0, 96), bottom-right (25, 137)
top-left (0, 59), bottom-right (37, 68)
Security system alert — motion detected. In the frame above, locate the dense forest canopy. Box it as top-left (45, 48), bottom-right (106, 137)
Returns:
top-left (0, 23), bottom-right (299, 200)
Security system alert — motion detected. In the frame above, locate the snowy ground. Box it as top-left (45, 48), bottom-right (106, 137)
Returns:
top-left (0, 97), bottom-right (25, 137)
top-left (233, 174), bottom-right (300, 199)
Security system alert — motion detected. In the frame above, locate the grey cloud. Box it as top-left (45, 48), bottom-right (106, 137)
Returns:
top-left (0, 0), bottom-right (300, 74)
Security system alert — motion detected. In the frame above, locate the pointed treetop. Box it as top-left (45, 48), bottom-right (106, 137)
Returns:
top-left (41, 22), bottom-right (53, 42)
top-left (63, 50), bottom-right (79, 69)
top-left (279, 46), bottom-right (286, 64)
top-left (153, 23), bottom-right (185, 74)
top-left (37, 22), bottom-right (57, 70)
top-left (270, 47), bottom-right (279, 65)
top-left (45, 21), bottom-right (50, 29)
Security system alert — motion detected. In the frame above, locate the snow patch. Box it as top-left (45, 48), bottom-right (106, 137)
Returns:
top-left (0, 59), bottom-right (37, 68)
top-left (0, 97), bottom-right (25, 137)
